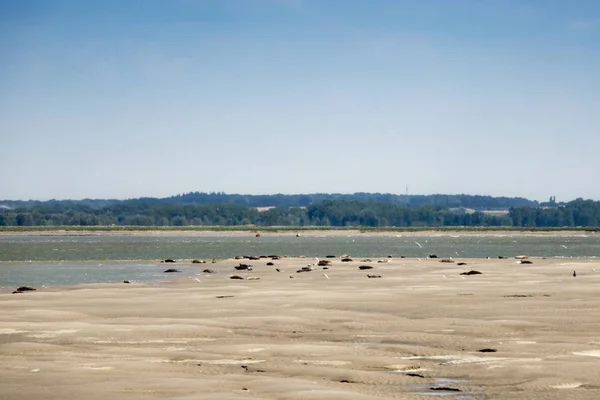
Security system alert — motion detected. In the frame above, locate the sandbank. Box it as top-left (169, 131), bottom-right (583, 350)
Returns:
top-left (2, 256), bottom-right (600, 399)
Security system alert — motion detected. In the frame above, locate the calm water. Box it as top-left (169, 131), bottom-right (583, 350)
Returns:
top-left (1, 233), bottom-right (599, 288)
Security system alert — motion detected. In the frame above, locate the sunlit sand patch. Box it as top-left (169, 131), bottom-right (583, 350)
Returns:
top-left (80, 364), bottom-right (114, 370)
top-left (0, 328), bottom-right (28, 334)
top-left (442, 356), bottom-right (507, 365)
top-left (399, 354), bottom-right (506, 365)
top-left (407, 285), bottom-right (442, 290)
top-left (294, 360), bottom-right (350, 366)
top-left (245, 347), bottom-right (266, 353)
top-left (572, 350), bottom-right (600, 357)
top-left (192, 359), bottom-right (266, 365)
top-left (389, 366), bottom-right (431, 373)
top-left (355, 334), bottom-right (388, 338)
top-left (92, 339), bottom-right (190, 344)
top-left (551, 382), bottom-right (582, 389)
top-left (26, 329), bottom-right (79, 338)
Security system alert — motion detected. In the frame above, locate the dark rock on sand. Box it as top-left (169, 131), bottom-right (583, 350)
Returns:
top-left (318, 260), bottom-right (332, 266)
top-left (192, 259), bottom-right (206, 264)
top-left (440, 258), bottom-right (455, 263)
top-left (457, 262), bottom-right (467, 266)
top-left (230, 275), bottom-right (244, 280)
top-left (235, 263), bottom-right (252, 270)
top-left (359, 265), bottom-right (374, 270)
top-left (202, 269), bottom-right (215, 273)
top-left (367, 274), bottom-right (382, 278)
top-left (164, 259), bottom-right (176, 263)
top-left (429, 254), bottom-right (438, 259)
top-left (478, 348), bottom-right (497, 353)
top-left (460, 270), bottom-right (482, 275)
top-left (519, 260), bottom-right (533, 264)
top-left (326, 255), bottom-right (336, 258)
top-left (123, 280), bottom-right (130, 284)
top-left (16, 286), bottom-right (36, 292)
top-left (266, 262), bottom-right (274, 266)
top-left (405, 372), bottom-right (425, 378)
top-left (341, 257), bottom-right (353, 262)
top-left (164, 268), bottom-right (181, 273)
top-left (430, 387), bottom-right (460, 392)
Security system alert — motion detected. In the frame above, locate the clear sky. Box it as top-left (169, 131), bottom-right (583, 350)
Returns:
top-left (1, 0), bottom-right (599, 201)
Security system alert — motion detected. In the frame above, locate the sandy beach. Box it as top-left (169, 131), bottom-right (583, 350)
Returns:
top-left (2, 255), bottom-right (600, 399)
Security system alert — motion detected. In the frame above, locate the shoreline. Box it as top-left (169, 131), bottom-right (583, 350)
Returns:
top-left (3, 255), bottom-right (598, 291)
top-left (1, 227), bottom-right (598, 237)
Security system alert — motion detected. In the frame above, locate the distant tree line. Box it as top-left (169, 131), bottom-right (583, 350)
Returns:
top-left (137, 191), bottom-right (540, 209)
top-left (0, 197), bottom-right (598, 228)
top-left (0, 191), bottom-right (541, 211)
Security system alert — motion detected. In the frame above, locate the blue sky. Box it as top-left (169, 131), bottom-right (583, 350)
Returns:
top-left (1, 0), bottom-right (599, 201)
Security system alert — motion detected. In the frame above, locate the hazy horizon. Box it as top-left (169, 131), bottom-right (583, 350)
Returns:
top-left (2, 1), bottom-right (599, 201)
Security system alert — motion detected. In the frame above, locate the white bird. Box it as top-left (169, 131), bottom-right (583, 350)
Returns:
top-left (415, 241), bottom-right (423, 248)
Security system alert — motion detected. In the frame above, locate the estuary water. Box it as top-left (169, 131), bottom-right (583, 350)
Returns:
top-left (1, 233), bottom-right (599, 288)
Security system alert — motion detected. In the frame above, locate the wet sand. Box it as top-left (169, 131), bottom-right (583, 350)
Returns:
top-left (2, 256), bottom-right (600, 399)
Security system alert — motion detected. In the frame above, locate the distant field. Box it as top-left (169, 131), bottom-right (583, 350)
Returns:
top-left (476, 209), bottom-right (510, 215)
top-left (255, 206), bottom-right (276, 212)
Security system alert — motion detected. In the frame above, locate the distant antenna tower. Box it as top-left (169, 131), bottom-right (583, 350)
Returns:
top-left (406, 185), bottom-right (409, 196)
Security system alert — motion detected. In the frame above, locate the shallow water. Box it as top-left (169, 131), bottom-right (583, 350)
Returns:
top-left (1, 234), bottom-right (599, 261)
top-left (1, 233), bottom-right (599, 287)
